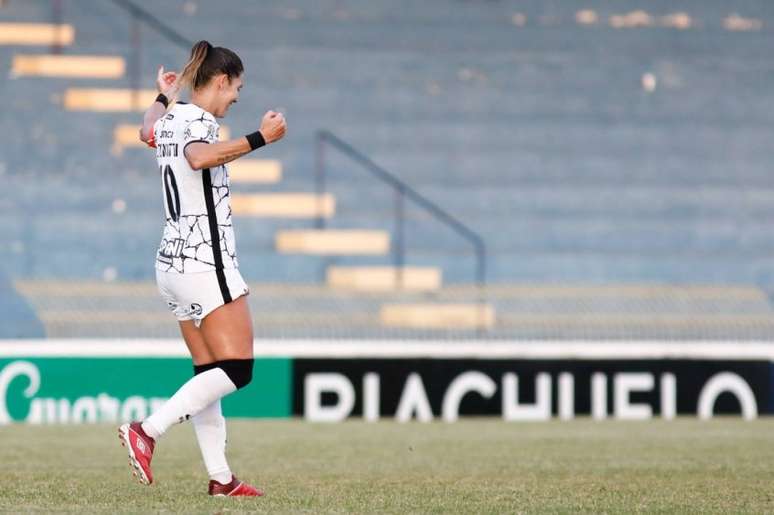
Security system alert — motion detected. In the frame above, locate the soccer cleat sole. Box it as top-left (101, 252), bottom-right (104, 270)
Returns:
top-left (210, 492), bottom-right (264, 498)
top-left (118, 424), bottom-right (151, 486)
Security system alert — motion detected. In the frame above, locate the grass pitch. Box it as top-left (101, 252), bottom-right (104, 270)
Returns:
top-left (2, 419), bottom-right (774, 513)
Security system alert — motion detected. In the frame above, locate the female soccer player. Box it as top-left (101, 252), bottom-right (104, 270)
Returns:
top-left (118, 40), bottom-right (286, 497)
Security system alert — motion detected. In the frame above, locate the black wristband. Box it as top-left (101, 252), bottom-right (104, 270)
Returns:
top-left (155, 93), bottom-right (169, 108)
top-left (245, 130), bottom-right (266, 150)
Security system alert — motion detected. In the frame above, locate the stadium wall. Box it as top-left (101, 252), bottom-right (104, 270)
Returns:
top-left (1, 340), bottom-right (773, 424)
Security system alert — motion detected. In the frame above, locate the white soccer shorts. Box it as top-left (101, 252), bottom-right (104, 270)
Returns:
top-left (156, 268), bottom-right (249, 326)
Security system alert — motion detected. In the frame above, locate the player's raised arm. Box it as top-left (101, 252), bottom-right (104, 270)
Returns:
top-left (139, 66), bottom-right (180, 146)
top-left (184, 110), bottom-right (286, 170)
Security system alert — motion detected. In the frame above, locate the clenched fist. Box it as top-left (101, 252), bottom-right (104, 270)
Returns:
top-left (259, 110), bottom-right (287, 144)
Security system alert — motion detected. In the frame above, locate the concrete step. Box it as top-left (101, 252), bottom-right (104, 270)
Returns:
top-left (229, 160), bottom-right (282, 184)
top-left (14, 280), bottom-right (767, 307)
top-left (326, 266), bottom-right (442, 292)
top-left (0, 23), bottom-right (74, 46)
top-left (11, 54), bottom-right (124, 78)
top-left (232, 193), bottom-right (335, 218)
top-left (63, 88), bottom-right (156, 112)
top-left (316, 184), bottom-right (774, 219)
top-left (13, 280), bottom-right (773, 338)
top-left (276, 229), bottom-right (390, 255)
top-left (20, 175), bottom-right (774, 220)
top-left (380, 303), bottom-right (495, 330)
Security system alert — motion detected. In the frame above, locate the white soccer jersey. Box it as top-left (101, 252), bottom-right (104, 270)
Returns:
top-left (153, 102), bottom-right (239, 274)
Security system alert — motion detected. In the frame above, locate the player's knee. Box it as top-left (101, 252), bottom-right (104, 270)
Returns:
top-left (218, 358), bottom-right (254, 389)
top-left (193, 362), bottom-right (218, 376)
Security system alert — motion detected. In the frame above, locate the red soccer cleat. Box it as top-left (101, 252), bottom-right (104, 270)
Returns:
top-left (208, 475), bottom-right (264, 497)
top-left (118, 422), bottom-right (156, 485)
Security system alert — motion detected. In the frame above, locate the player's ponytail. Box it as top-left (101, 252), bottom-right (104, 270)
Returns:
top-left (179, 40), bottom-right (243, 92)
top-left (179, 40), bottom-right (211, 91)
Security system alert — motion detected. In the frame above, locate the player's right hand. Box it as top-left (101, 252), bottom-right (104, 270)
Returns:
top-left (259, 110), bottom-right (287, 144)
top-left (156, 65), bottom-right (180, 99)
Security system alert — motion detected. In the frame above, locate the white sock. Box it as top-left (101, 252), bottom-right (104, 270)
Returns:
top-left (192, 399), bottom-right (233, 484)
top-left (142, 368), bottom-right (236, 439)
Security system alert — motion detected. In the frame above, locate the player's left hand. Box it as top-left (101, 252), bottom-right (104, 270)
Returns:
top-left (259, 110), bottom-right (287, 144)
top-left (156, 66), bottom-right (180, 98)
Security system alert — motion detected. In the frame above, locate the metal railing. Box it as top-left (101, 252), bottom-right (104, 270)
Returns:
top-left (49, 0), bottom-right (191, 98)
top-left (108, 0), bottom-right (193, 108)
top-left (315, 130), bottom-right (488, 304)
top-left (50, 0), bottom-right (64, 54)
top-left (110, 0), bottom-right (192, 49)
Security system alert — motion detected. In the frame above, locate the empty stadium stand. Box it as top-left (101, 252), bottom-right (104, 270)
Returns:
top-left (2, 0), bottom-right (774, 338)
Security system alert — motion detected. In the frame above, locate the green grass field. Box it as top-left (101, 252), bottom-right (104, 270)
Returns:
top-left (2, 419), bottom-right (774, 513)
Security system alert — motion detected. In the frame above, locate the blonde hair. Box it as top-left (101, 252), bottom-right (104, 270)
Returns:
top-left (179, 40), bottom-right (211, 92)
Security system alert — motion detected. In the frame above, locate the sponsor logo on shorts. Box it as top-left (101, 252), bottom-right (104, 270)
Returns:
top-left (166, 302), bottom-right (202, 318)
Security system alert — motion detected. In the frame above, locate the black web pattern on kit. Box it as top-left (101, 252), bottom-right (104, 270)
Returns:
top-left (214, 164), bottom-right (237, 269)
top-left (157, 165), bottom-right (237, 273)
top-left (157, 106), bottom-right (234, 273)
top-left (183, 112), bottom-right (218, 142)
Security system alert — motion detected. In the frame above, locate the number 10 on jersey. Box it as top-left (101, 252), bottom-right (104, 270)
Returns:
top-left (161, 164), bottom-right (181, 222)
